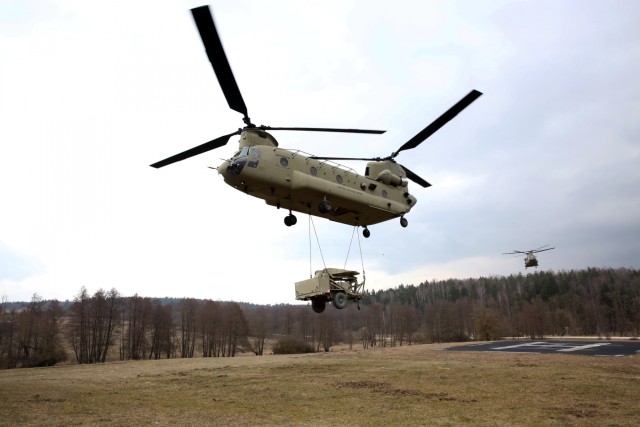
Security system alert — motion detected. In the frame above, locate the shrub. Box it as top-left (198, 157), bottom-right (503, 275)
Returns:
top-left (272, 336), bottom-right (314, 354)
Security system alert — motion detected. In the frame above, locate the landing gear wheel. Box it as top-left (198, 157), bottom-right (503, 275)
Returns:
top-left (318, 199), bottom-right (332, 214)
top-left (332, 292), bottom-right (347, 309)
top-left (284, 214), bottom-right (297, 226)
top-left (311, 299), bottom-right (326, 313)
top-left (400, 217), bottom-right (408, 228)
top-left (363, 227), bottom-right (371, 238)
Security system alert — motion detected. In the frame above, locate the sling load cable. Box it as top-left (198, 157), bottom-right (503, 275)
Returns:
top-left (309, 216), bottom-right (362, 283)
top-left (343, 225), bottom-right (367, 285)
top-left (342, 225), bottom-right (366, 309)
top-left (308, 214), bottom-right (327, 278)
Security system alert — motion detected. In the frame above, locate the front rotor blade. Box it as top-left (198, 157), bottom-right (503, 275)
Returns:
top-left (533, 247), bottom-right (555, 253)
top-left (392, 89), bottom-right (483, 158)
top-left (191, 6), bottom-right (248, 120)
top-left (399, 164), bottom-right (431, 188)
top-left (150, 131), bottom-right (239, 168)
top-left (262, 126), bottom-right (385, 134)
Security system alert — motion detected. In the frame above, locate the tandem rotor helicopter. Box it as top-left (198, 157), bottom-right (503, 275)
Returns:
top-left (151, 5), bottom-right (482, 238)
top-left (503, 245), bottom-right (555, 268)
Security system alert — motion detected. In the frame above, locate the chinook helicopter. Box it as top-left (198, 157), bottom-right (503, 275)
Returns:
top-left (151, 5), bottom-right (482, 238)
top-left (503, 245), bottom-right (555, 268)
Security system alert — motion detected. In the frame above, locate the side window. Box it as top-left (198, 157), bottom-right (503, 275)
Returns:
top-left (247, 147), bottom-right (260, 168)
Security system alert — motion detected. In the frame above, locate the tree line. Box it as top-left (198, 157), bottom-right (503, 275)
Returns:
top-left (1, 267), bottom-right (638, 369)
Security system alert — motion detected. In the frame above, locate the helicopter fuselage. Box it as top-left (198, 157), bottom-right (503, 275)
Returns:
top-left (524, 252), bottom-right (539, 268)
top-left (217, 130), bottom-right (417, 227)
top-left (151, 6), bottom-right (482, 236)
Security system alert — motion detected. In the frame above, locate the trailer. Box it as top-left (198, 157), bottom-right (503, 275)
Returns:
top-left (295, 268), bottom-right (365, 313)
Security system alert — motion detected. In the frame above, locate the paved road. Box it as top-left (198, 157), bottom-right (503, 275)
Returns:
top-left (447, 340), bottom-right (640, 357)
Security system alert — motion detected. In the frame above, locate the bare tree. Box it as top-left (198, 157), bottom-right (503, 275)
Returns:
top-left (297, 307), bottom-right (312, 346)
top-left (120, 294), bottom-right (152, 360)
top-left (316, 310), bottom-right (336, 352)
top-left (361, 304), bottom-right (383, 349)
top-left (519, 298), bottom-right (548, 339)
top-left (199, 300), bottom-right (220, 357)
top-left (149, 301), bottom-right (174, 359)
top-left (247, 307), bottom-right (270, 355)
top-left (475, 307), bottom-right (500, 341)
top-left (179, 298), bottom-right (199, 358)
top-left (66, 287), bottom-right (120, 364)
top-left (219, 302), bottom-right (248, 357)
top-left (0, 293), bottom-right (17, 368)
top-left (16, 294), bottom-right (44, 365)
top-left (10, 295), bottom-right (67, 367)
top-left (67, 287), bottom-right (90, 363)
top-left (397, 303), bottom-right (418, 345)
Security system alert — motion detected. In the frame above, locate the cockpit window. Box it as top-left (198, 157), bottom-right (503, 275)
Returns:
top-left (233, 147), bottom-right (251, 158)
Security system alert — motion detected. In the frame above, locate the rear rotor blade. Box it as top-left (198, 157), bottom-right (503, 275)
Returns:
top-left (533, 247), bottom-right (555, 253)
top-left (150, 131), bottom-right (240, 168)
top-left (261, 126), bottom-right (385, 134)
top-left (191, 6), bottom-right (250, 123)
top-left (392, 89), bottom-right (483, 158)
top-left (399, 164), bottom-right (431, 188)
top-left (310, 156), bottom-right (382, 161)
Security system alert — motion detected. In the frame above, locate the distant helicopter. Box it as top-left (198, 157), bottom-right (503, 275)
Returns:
top-left (151, 6), bottom-right (482, 238)
top-left (503, 245), bottom-right (555, 268)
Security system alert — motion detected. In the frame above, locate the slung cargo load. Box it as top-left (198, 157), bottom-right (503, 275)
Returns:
top-left (295, 268), bottom-right (365, 313)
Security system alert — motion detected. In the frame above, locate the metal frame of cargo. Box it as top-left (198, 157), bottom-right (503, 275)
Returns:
top-left (295, 267), bottom-right (365, 313)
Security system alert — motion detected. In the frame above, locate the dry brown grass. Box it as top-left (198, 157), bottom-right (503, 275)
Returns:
top-left (1, 343), bottom-right (639, 426)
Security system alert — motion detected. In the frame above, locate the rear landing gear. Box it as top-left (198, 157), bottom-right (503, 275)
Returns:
top-left (362, 227), bottom-right (370, 238)
top-left (284, 211), bottom-right (297, 226)
top-left (400, 216), bottom-right (408, 228)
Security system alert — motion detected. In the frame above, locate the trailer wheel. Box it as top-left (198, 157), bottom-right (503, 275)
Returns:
top-left (311, 300), bottom-right (326, 313)
top-left (332, 292), bottom-right (347, 310)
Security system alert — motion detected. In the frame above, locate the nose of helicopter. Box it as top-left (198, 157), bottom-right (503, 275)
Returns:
top-left (216, 159), bottom-right (231, 178)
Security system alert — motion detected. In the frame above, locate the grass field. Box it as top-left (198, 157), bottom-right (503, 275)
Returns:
top-left (1, 342), bottom-right (639, 426)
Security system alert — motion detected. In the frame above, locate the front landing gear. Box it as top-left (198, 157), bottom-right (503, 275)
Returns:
top-left (362, 226), bottom-right (370, 238)
top-left (284, 211), bottom-right (297, 227)
top-left (400, 216), bottom-right (408, 228)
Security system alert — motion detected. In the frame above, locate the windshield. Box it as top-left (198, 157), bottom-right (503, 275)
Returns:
top-left (232, 146), bottom-right (250, 158)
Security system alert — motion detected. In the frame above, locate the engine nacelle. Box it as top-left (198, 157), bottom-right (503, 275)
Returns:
top-left (376, 169), bottom-right (409, 187)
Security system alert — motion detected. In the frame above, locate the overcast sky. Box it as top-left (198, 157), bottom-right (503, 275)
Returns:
top-left (1, 0), bottom-right (639, 304)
